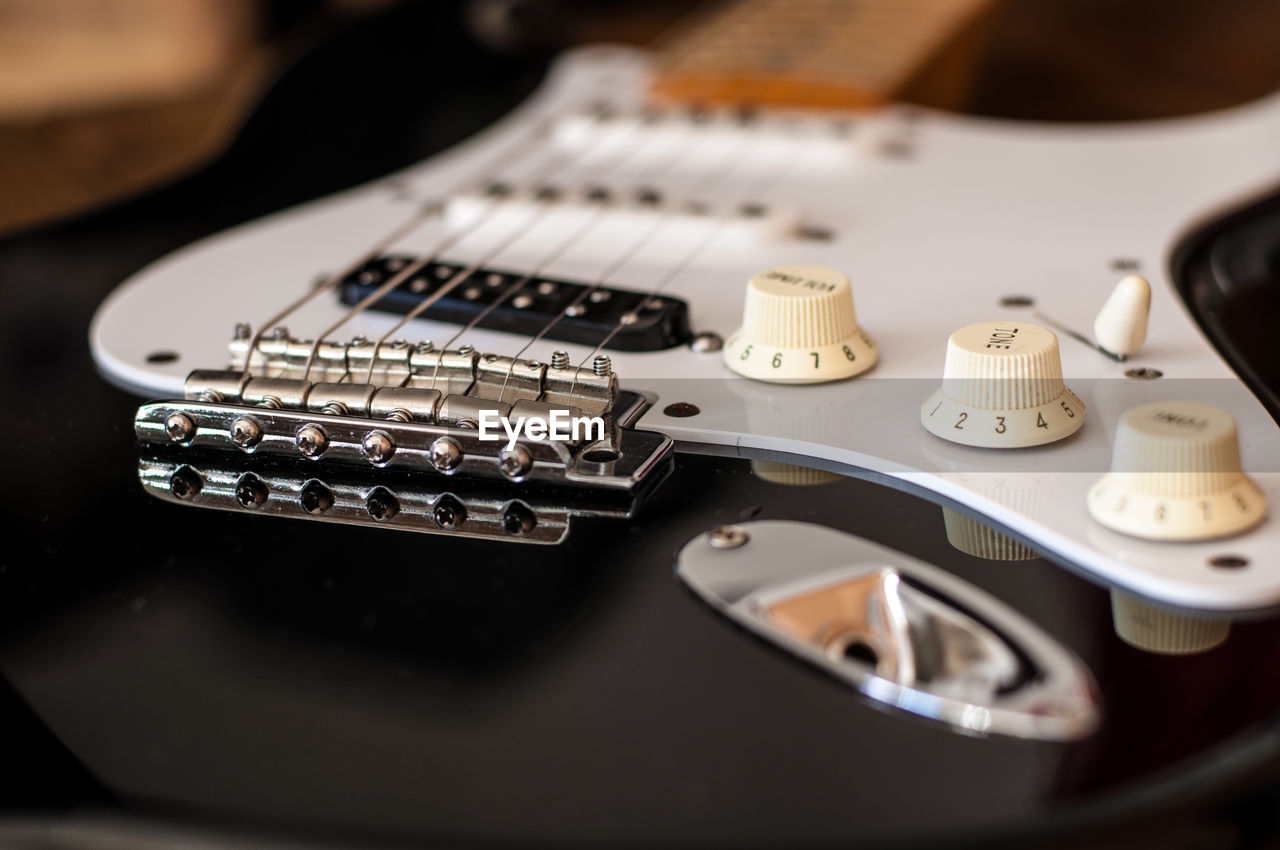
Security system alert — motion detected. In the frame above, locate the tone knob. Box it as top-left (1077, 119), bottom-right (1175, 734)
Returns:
top-left (724, 265), bottom-right (876, 383)
top-left (921, 321), bottom-right (1085, 448)
top-left (1087, 401), bottom-right (1266, 540)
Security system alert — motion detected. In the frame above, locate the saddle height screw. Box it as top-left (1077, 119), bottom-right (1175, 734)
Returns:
top-left (165, 413), bottom-right (195, 443)
top-left (429, 437), bottom-right (462, 472)
top-left (498, 446), bottom-right (533, 479)
top-left (708, 525), bottom-right (749, 549)
top-left (592, 355), bottom-right (612, 377)
top-left (550, 350), bottom-right (571, 370)
top-left (362, 430), bottom-right (396, 465)
top-left (233, 322), bottom-right (251, 341)
top-left (230, 416), bottom-right (263, 450)
top-left (295, 424), bottom-right (328, 458)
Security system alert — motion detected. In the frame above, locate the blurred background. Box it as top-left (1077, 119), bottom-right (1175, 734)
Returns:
top-left (2, 0), bottom-right (1280, 236)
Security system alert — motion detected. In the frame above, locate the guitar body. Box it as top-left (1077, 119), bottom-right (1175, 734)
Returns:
top-left (5, 4), bottom-right (1280, 846)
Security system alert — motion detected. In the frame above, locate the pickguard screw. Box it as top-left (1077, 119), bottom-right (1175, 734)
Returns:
top-left (550, 350), bottom-right (570, 370)
top-left (429, 437), bottom-right (462, 471)
top-left (366, 487), bottom-right (400, 521)
top-left (689, 332), bottom-right (723, 352)
top-left (230, 416), bottom-right (263, 450)
top-left (169, 466), bottom-right (201, 500)
top-left (362, 430), bottom-right (396, 465)
top-left (709, 525), bottom-right (749, 549)
top-left (165, 412), bottom-right (195, 443)
top-left (593, 354), bottom-right (612, 377)
top-left (663, 402), bottom-right (700, 418)
top-left (299, 480), bottom-right (334, 515)
top-left (1125, 367), bottom-right (1163, 380)
top-left (295, 424), bottom-right (328, 458)
top-left (234, 474), bottom-right (268, 508)
top-left (499, 446), bottom-right (533, 479)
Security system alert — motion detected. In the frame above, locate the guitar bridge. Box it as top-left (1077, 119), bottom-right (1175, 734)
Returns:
top-left (134, 331), bottom-right (673, 504)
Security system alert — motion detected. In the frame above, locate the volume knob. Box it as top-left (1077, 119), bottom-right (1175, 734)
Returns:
top-left (921, 321), bottom-right (1085, 448)
top-left (724, 265), bottom-right (876, 383)
top-left (1087, 401), bottom-right (1266, 540)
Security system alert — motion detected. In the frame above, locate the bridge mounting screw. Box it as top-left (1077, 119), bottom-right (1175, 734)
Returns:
top-left (498, 446), bottom-right (532, 479)
top-left (708, 525), bottom-right (749, 549)
top-left (429, 437), bottom-right (462, 472)
top-left (165, 412), bottom-right (195, 443)
top-left (230, 416), bottom-right (263, 450)
top-left (169, 467), bottom-right (202, 500)
top-left (592, 355), bottom-right (612, 377)
top-left (362, 430), bottom-right (396, 465)
top-left (550, 350), bottom-right (570, 370)
top-left (234, 473), bottom-right (268, 508)
top-left (233, 322), bottom-right (251, 341)
top-left (295, 424), bottom-right (328, 458)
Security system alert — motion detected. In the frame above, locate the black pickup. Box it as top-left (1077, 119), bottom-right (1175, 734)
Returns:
top-left (338, 255), bottom-right (693, 351)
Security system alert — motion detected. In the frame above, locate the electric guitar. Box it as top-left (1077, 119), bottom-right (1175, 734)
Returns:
top-left (5, 1), bottom-right (1280, 846)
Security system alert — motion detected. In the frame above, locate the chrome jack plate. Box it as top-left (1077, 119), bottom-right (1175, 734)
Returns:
top-left (677, 521), bottom-right (1100, 741)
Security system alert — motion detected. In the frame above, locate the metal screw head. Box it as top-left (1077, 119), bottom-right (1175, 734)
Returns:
top-left (299, 480), bottom-right (334, 515)
top-left (429, 437), bottom-right (462, 472)
top-left (498, 446), bottom-right (532, 479)
top-left (433, 495), bottom-right (466, 529)
top-left (708, 525), bottom-right (749, 549)
top-left (550, 350), bottom-right (571, 370)
top-left (295, 424), bottom-right (328, 458)
top-left (169, 466), bottom-right (201, 500)
top-left (234, 474), bottom-right (268, 508)
top-left (271, 326), bottom-right (290, 340)
top-left (689, 332), bottom-right (723, 353)
top-left (362, 430), bottom-right (396, 465)
top-left (1125, 367), bottom-right (1163, 380)
top-left (503, 503), bottom-right (537, 535)
top-left (592, 354), bottom-right (612, 377)
top-left (366, 487), bottom-right (400, 521)
top-left (165, 412), bottom-right (195, 442)
top-left (233, 322), bottom-right (252, 340)
top-left (415, 340), bottom-right (435, 354)
top-left (230, 416), bottom-right (263, 450)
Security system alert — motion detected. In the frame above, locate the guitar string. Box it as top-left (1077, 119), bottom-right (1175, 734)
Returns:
top-left (297, 104), bottom-right (643, 382)
top-left (424, 115), bottom-right (727, 394)
top-left (307, 142), bottom-right (581, 382)
top-left (240, 110), bottom-right (573, 382)
top-left (360, 113), bottom-right (683, 388)
top-left (499, 114), bottom-right (782, 405)
top-left (574, 131), bottom-right (800, 375)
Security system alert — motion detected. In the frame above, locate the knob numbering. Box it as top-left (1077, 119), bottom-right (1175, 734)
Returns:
top-left (1087, 401), bottom-right (1266, 541)
top-left (921, 321), bottom-right (1085, 448)
top-left (724, 265), bottom-right (876, 384)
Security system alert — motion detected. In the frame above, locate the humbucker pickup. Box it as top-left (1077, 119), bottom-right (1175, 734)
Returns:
top-left (337, 255), bottom-right (693, 351)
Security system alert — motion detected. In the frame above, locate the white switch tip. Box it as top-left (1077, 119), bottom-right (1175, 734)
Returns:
top-left (1093, 274), bottom-right (1151, 357)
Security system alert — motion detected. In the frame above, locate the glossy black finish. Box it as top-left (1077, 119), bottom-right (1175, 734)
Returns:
top-left (5, 4), bottom-right (1280, 847)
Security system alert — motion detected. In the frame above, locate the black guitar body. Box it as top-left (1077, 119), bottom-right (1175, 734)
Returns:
top-left (4, 5), bottom-right (1280, 848)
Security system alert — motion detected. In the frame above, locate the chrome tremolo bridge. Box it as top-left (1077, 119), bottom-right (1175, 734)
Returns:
top-left (134, 328), bottom-right (673, 538)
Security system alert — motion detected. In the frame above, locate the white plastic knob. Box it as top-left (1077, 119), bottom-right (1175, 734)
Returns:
top-left (1087, 401), bottom-right (1266, 541)
top-left (724, 265), bottom-right (877, 383)
top-left (1093, 274), bottom-right (1150, 358)
top-left (1110, 589), bottom-right (1230, 655)
top-left (921, 321), bottom-right (1085, 448)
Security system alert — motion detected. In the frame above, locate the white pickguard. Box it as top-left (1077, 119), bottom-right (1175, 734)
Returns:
top-left (91, 46), bottom-right (1280, 611)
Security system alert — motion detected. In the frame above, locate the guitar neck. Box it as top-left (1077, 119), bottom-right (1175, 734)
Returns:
top-left (649, 0), bottom-right (1003, 109)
